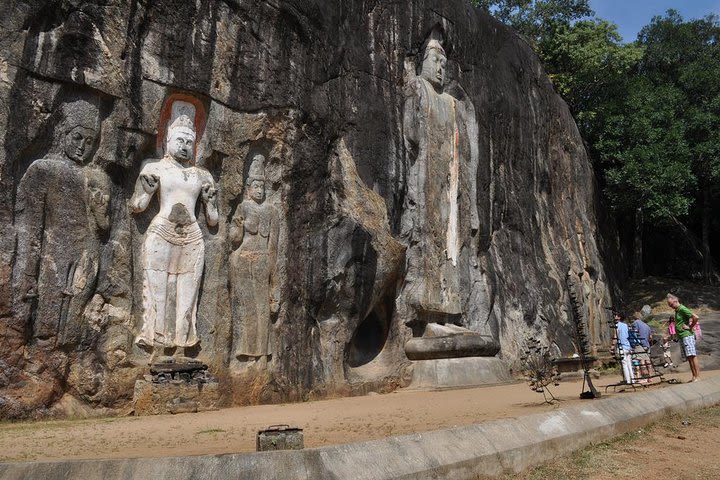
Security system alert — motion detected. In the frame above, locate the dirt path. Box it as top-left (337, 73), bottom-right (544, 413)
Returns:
top-left (504, 404), bottom-right (720, 479)
top-left (1, 370), bottom-right (717, 464)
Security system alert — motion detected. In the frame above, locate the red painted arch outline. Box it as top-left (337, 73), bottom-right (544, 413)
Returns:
top-left (156, 93), bottom-right (207, 160)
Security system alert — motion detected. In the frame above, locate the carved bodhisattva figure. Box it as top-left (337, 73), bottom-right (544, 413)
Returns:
top-left (12, 98), bottom-right (111, 347)
top-left (229, 154), bottom-right (279, 369)
top-left (131, 114), bottom-right (218, 352)
top-left (401, 36), bottom-right (479, 331)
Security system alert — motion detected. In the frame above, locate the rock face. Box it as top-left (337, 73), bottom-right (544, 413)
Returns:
top-left (0, 0), bottom-right (614, 418)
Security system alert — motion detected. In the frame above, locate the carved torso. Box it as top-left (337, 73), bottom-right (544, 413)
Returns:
top-left (13, 155), bottom-right (111, 342)
top-left (401, 76), bottom-right (465, 316)
top-left (237, 200), bottom-right (275, 252)
top-left (139, 157), bottom-right (211, 223)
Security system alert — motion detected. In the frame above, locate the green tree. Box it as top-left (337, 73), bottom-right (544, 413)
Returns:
top-left (637, 12), bottom-right (720, 280)
top-left (472, 1), bottom-right (643, 139)
top-left (472, 0), bottom-right (593, 43)
top-left (536, 19), bottom-right (643, 137)
top-left (595, 77), bottom-right (695, 276)
top-left (595, 11), bottom-right (720, 280)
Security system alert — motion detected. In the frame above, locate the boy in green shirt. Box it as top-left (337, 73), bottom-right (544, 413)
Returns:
top-left (667, 294), bottom-right (700, 382)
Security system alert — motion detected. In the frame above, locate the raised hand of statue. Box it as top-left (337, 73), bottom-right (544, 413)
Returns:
top-left (201, 182), bottom-right (217, 204)
top-left (140, 173), bottom-right (160, 194)
top-left (89, 188), bottom-right (109, 214)
top-left (88, 187), bottom-right (110, 230)
top-left (22, 284), bottom-right (38, 301)
top-left (231, 214), bottom-right (244, 228)
top-left (229, 214), bottom-right (244, 246)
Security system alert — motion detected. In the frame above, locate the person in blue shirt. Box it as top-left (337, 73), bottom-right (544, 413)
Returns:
top-left (614, 312), bottom-right (634, 384)
top-left (633, 316), bottom-right (652, 349)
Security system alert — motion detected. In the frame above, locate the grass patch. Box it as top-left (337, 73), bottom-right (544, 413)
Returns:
top-left (495, 404), bottom-right (720, 479)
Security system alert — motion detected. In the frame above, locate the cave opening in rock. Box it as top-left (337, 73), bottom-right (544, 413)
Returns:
top-left (345, 307), bottom-right (390, 368)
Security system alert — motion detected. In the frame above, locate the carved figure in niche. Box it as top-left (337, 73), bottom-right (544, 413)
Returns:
top-left (229, 154), bottom-right (279, 369)
top-left (400, 32), bottom-right (479, 332)
top-left (12, 98), bottom-right (111, 347)
top-left (130, 113), bottom-right (218, 353)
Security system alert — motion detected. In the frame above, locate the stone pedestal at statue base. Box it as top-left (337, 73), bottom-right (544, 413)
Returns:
top-left (405, 332), bottom-right (499, 360)
top-left (407, 356), bottom-right (513, 389)
top-left (404, 333), bottom-right (512, 389)
top-left (132, 359), bottom-right (220, 415)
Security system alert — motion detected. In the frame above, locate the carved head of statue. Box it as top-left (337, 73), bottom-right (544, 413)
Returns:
top-left (63, 126), bottom-right (98, 164)
top-left (420, 39), bottom-right (446, 91)
top-left (245, 154), bottom-right (266, 204)
top-left (59, 98), bottom-right (100, 164)
top-left (166, 114), bottom-right (196, 163)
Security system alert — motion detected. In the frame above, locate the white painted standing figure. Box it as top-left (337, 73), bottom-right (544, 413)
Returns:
top-left (131, 113), bottom-right (218, 351)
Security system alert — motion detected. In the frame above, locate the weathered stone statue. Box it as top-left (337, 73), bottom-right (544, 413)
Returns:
top-left (400, 35), bottom-right (479, 332)
top-left (12, 98), bottom-right (111, 347)
top-left (131, 113), bottom-right (218, 352)
top-left (229, 154), bottom-right (279, 369)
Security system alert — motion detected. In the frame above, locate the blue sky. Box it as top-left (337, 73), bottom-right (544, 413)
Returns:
top-left (590, 0), bottom-right (720, 42)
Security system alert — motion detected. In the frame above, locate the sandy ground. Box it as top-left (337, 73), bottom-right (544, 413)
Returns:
top-left (1, 369), bottom-right (718, 464)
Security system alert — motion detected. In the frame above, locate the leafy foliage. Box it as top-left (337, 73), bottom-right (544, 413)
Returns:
top-left (474, 1), bottom-right (720, 276)
top-left (596, 77), bottom-right (695, 220)
top-left (537, 19), bottom-right (643, 133)
top-left (472, 0), bottom-right (592, 43)
top-left (595, 12), bottom-right (720, 222)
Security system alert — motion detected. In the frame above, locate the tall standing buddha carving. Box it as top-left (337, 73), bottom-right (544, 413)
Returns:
top-left (12, 98), bottom-right (111, 348)
top-left (400, 34), bottom-right (479, 331)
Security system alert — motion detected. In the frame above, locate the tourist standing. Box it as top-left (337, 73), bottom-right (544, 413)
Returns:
top-left (666, 294), bottom-right (701, 382)
top-left (633, 315), bottom-right (652, 349)
top-left (614, 312), bottom-right (634, 384)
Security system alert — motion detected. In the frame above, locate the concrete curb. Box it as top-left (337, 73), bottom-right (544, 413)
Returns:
top-left (2, 377), bottom-right (719, 480)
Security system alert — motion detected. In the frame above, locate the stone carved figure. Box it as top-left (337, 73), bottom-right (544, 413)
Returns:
top-left (12, 98), bottom-right (111, 347)
top-left (400, 34), bottom-right (479, 332)
top-left (229, 154), bottom-right (279, 368)
top-left (131, 113), bottom-right (218, 352)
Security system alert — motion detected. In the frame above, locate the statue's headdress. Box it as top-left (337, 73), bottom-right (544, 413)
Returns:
top-left (247, 154), bottom-right (266, 182)
top-left (167, 114), bottom-right (196, 139)
top-left (58, 98), bottom-right (100, 133)
top-left (424, 38), bottom-right (446, 58)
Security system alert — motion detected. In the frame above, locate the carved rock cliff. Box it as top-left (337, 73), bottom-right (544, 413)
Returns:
top-left (0, 0), bottom-right (614, 418)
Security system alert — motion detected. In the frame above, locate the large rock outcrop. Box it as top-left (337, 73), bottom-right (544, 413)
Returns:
top-left (0, 0), bottom-right (614, 418)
